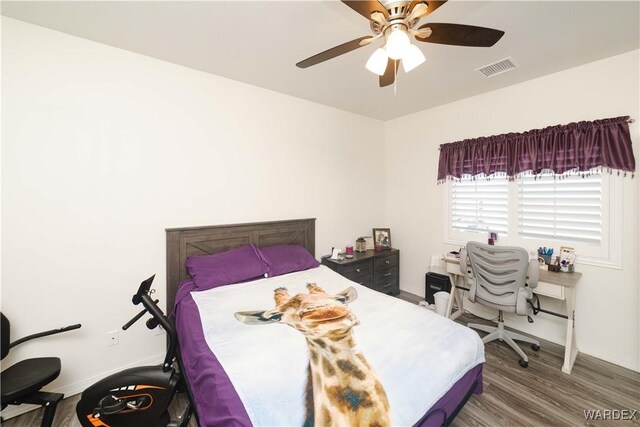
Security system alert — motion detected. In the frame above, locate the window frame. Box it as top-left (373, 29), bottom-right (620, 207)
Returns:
top-left (443, 173), bottom-right (623, 269)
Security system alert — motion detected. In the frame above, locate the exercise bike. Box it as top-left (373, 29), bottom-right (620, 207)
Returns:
top-left (76, 275), bottom-right (193, 427)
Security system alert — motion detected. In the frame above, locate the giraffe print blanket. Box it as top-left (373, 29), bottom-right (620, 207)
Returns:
top-left (190, 265), bottom-right (484, 426)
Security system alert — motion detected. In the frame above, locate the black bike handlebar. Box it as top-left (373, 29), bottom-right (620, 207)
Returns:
top-left (122, 299), bottom-right (159, 331)
top-left (146, 317), bottom-right (160, 330)
top-left (10, 323), bottom-right (82, 349)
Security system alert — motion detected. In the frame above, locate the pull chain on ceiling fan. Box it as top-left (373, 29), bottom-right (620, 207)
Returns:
top-left (296, 0), bottom-right (505, 88)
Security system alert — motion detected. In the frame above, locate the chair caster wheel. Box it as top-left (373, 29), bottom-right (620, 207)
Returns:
top-left (519, 359), bottom-right (528, 368)
top-left (531, 344), bottom-right (540, 351)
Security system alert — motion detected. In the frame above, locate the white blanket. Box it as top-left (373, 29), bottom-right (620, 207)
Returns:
top-left (191, 265), bottom-right (484, 426)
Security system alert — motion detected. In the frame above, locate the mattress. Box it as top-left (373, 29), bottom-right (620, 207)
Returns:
top-left (175, 265), bottom-right (484, 426)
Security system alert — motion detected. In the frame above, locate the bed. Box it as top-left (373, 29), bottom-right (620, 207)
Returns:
top-left (166, 218), bottom-right (484, 426)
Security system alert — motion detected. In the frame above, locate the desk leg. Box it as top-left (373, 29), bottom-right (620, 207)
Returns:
top-left (562, 287), bottom-right (579, 374)
top-left (446, 273), bottom-right (463, 320)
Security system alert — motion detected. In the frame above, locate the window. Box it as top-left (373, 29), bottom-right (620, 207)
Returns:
top-left (517, 174), bottom-right (602, 245)
top-left (445, 172), bottom-right (622, 268)
top-left (449, 177), bottom-right (508, 240)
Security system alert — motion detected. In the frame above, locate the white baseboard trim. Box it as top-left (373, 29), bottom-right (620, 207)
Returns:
top-left (1, 353), bottom-right (165, 420)
top-left (577, 347), bottom-right (640, 373)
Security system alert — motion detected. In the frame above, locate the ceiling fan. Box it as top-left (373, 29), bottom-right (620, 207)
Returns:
top-left (296, 0), bottom-right (505, 87)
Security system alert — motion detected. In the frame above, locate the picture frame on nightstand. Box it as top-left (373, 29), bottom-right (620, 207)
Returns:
top-left (373, 228), bottom-right (391, 250)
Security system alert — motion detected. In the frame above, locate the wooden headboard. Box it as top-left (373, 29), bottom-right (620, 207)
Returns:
top-left (165, 218), bottom-right (316, 312)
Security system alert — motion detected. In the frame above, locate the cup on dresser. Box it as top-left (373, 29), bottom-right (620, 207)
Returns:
top-left (345, 246), bottom-right (354, 259)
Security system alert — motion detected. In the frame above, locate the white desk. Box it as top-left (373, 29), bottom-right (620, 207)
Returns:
top-left (442, 255), bottom-right (582, 374)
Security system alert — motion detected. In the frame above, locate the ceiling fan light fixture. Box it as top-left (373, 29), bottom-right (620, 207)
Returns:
top-left (402, 44), bottom-right (426, 73)
top-left (385, 28), bottom-right (410, 60)
top-left (365, 48), bottom-right (389, 76)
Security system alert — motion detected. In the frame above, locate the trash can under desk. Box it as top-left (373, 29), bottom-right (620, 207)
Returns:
top-left (425, 272), bottom-right (451, 305)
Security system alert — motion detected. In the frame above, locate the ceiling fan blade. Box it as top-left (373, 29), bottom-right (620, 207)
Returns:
top-left (379, 59), bottom-right (399, 87)
top-left (415, 23), bottom-right (505, 47)
top-left (408, 0), bottom-right (447, 18)
top-left (341, 0), bottom-right (388, 20)
top-left (296, 36), bottom-right (371, 69)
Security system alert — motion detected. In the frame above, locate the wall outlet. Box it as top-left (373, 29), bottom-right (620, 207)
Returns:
top-left (107, 330), bottom-right (119, 347)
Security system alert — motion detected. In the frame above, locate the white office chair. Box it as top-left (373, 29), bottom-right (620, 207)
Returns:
top-left (460, 241), bottom-right (540, 368)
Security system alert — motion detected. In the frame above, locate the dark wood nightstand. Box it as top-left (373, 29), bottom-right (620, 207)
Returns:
top-left (322, 249), bottom-right (400, 296)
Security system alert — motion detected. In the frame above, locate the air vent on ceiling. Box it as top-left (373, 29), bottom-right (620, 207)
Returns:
top-left (476, 57), bottom-right (517, 78)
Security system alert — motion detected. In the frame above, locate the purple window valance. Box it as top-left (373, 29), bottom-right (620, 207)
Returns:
top-left (437, 116), bottom-right (636, 182)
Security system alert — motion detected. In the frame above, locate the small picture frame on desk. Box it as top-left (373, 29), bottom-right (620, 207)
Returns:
top-left (373, 228), bottom-right (391, 251)
top-left (559, 246), bottom-right (576, 273)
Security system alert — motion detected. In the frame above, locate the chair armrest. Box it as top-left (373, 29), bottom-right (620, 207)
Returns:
top-left (459, 247), bottom-right (468, 276)
top-left (526, 259), bottom-right (539, 289)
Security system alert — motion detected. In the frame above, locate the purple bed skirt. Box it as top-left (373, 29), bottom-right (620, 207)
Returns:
top-left (175, 281), bottom-right (483, 427)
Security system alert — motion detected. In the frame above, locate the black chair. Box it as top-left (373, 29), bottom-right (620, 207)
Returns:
top-left (1, 312), bottom-right (81, 426)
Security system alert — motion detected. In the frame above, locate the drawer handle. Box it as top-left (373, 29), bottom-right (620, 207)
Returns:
top-left (385, 260), bottom-right (390, 264)
top-left (384, 272), bottom-right (392, 277)
top-left (356, 268), bottom-right (361, 273)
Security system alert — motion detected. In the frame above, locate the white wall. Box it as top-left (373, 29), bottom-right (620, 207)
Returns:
top-left (2, 17), bottom-right (639, 421)
top-left (385, 50), bottom-right (640, 371)
top-left (0, 17), bottom-right (385, 411)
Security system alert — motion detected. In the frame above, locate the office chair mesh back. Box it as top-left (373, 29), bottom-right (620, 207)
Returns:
top-left (463, 242), bottom-right (540, 367)
top-left (465, 242), bottom-right (529, 313)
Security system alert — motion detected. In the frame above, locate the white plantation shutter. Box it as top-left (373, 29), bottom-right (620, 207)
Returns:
top-left (447, 171), bottom-right (619, 267)
top-left (451, 178), bottom-right (508, 234)
top-left (517, 174), bottom-right (602, 245)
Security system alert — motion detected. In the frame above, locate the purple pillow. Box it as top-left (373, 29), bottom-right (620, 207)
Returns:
top-left (186, 244), bottom-right (268, 290)
top-left (259, 245), bottom-right (320, 277)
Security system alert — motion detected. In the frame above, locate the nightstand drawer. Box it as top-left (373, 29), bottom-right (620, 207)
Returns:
top-left (341, 260), bottom-right (373, 277)
top-left (374, 275), bottom-right (399, 295)
top-left (374, 253), bottom-right (399, 271)
top-left (374, 266), bottom-right (398, 287)
top-left (378, 282), bottom-right (399, 295)
top-left (347, 271), bottom-right (373, 288)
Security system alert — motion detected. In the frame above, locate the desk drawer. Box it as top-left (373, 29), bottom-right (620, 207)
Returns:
top-left (374, 253), bottom-right (399, 271)
top-left (535, 281), bottom-right (565, 300)
top-left (446, 259), bottom-right (462, 274)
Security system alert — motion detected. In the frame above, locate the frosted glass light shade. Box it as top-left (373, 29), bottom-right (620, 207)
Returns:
top-left (365, 48), bottom-right (388, 76)
top-left (402, 44), bottom-right (426, 72)
top-left (386, 29), bottom-right (410, 60)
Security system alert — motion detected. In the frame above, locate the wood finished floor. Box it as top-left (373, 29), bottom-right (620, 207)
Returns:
top-left (4, 291), bottom-right (639, 426)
